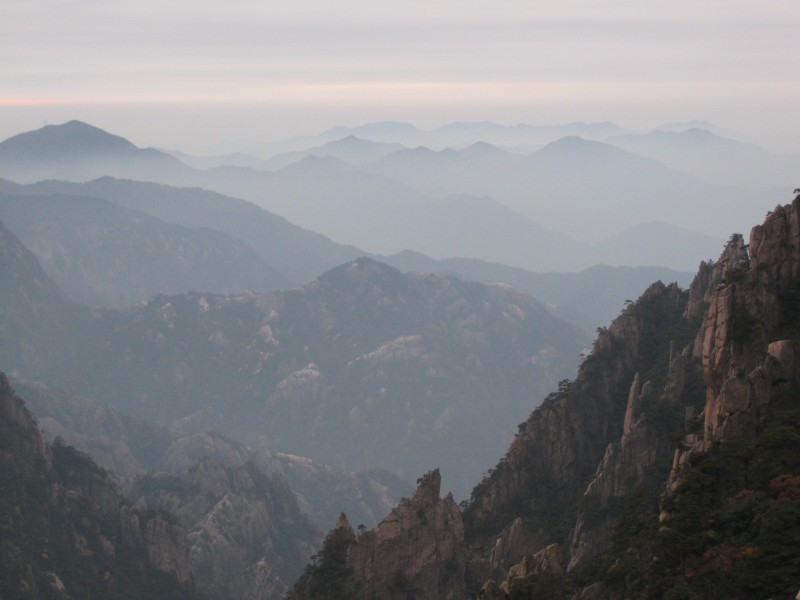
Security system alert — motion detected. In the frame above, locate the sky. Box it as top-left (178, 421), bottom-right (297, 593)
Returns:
top-left (2, 0), bottom-right (799, 153)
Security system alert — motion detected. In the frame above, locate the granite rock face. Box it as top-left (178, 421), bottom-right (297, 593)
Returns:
top-left (668, 197), bottom-right (800, 490)
top-left (568, 342), bottom-right (701, 571)
top-left (289, 469), bottom-right (466, 600)
top-left (348, 469), bottom-right (466, 600)
top-left (288, 196), bottom-right (800, 599)
top-left (462, 280), bottom-right (689, 586)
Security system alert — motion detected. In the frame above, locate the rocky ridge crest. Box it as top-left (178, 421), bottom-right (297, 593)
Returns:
top-left (289, 469), bottom-right (466, 600)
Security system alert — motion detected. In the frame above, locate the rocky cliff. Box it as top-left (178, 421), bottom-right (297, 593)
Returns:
top-left (289, 469), bottom-right (466, 600)
top-left (289, 194), bottom-right (800, 599)
top-left (0, 373), bottom-right (199, 599)
top-left (467, 197), bottom-right (800, 598)
top-left (461, 279), bottom-right (691, 587)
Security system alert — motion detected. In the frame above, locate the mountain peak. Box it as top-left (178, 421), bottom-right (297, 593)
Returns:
top-left (0, 120), bottom-right (138, 161)
top-left (535, 136), bottom-right (624, 160)
top-left (0, 121), bottom-right (190, 183)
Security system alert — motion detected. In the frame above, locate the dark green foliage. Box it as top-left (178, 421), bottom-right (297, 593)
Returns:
top-left (464, 284), bottom-right (692, 550)
top-left (590, 408), bottom-right (800, 599)
top-left (289, 527), bottom-right (360, 600)
top-left (507, 572), bottom-right (572, 600)
top-left (778, 277), bottom-right (800, 334)
top-left (727, 301), bottom-right (757, 342)
top-left (51, 436), bottom-right (107, 482)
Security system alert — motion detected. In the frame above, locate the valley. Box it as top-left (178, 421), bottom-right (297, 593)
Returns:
top-left (0, 117), bottom-right (797, 599)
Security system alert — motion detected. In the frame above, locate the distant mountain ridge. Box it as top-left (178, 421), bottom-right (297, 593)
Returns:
top-left (0, 120), bottom-right (190, 183)
top-left (383, 251), bottom-right (694, 332)
top-left (0, 188), bottom-right (291, 307)
top-left (607, 128), bottom-right (800, 190)
top-left (315, 119), bottom-right (634, 149)
top-left (0, 120), bottom-right (751, 273)
top-left (1, 176), bottom-right (365, 291)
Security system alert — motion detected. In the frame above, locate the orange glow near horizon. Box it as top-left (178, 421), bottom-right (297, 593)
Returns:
top-left (0, 79), bottom-right (747, 108)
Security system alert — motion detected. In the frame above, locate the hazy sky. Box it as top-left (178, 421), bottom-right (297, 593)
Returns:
top-left (2, 0), bottom-right (799, 152)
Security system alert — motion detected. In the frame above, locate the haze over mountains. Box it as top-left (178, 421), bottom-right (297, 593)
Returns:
top-left (0, 209), bottom-right (588, 496)
top-left (1, 115), bottom-right (798, 598)
top-left (3, 119), bottom-right (790, 275)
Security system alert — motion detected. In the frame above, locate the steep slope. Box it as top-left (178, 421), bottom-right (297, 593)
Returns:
top-left (288, 470), bottom-right (466, 600)
top-left (466, 195), bottom-right (800, 596)
top-left (291, 193), bottom-right (800, 599)
top-left (461, 280), bottom-right (692, 587)
top-left (0, 374), bottom-right (199, 599)
top-left (0, 219), bottom-right (109, 384)
top-left (0, 190), bottom-right (290, 307)
top-left (130, 458), bottom-right (321, 600)
top-left (6, 176), bottom-right (365, 288)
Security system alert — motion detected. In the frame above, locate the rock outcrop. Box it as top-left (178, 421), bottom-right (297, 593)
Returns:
top-left (461, 280), bottom-right (689, 589)
top-left (288, 469), bottom-right (466, 600)
top-left (668, 198), bottom-right (800, 490)
top-left (473, 194), bottom-right (800, 596)
top-left (568, 340), bottom-right (703, 571)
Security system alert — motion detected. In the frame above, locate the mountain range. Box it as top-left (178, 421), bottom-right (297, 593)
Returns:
top-left (1, 115), bottom-right (798, 599)
top-left (2, 120), bottom-right (774, 273)
top-left (0, 220), bottom-right (589, 498)
top-left (0, 174), bottom-right (691, 332)
top-left (289, 192), bottom-right (800, 600)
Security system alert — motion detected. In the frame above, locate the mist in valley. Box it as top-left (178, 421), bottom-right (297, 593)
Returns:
top-left (2, 1), bottom-right (799, 598)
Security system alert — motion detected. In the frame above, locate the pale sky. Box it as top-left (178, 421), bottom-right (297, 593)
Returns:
top-left (2, 0), bottom-right (799, 152)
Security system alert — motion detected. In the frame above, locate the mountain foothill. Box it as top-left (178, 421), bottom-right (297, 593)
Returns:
top-left (0, 118), bottom-right (797, 599)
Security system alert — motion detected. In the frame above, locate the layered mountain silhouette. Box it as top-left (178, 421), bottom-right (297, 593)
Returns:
top-left (0, 120), bottom-right (755, 273)
top-left (289, 192), bottom-right (800, 600)
top-left (0, 221), bottom-right (588, 497)
top-left (0, 187), bottom-right (290, 307)
top-left (608, 128), bottom-right (800, 191)
top-left (383, 251), bottom-right (693, 332)
top-left (0, 176), bottom-right (692, 331)
top-left (1, 176), bottom-right (364, 293)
